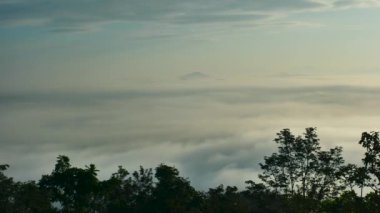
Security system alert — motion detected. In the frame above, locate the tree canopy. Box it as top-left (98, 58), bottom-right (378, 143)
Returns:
top-left (1, 127), bottom-right (380, 212)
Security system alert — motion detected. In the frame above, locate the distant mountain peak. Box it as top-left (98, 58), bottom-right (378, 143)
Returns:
top-left (180, 72), bottom-right (210, 81)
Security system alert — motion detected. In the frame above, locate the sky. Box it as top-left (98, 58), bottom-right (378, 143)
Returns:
top-left (1, 0), bottom-right (380, 189)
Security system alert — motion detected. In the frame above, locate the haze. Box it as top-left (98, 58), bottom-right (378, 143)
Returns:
top-left (1, 0), bottom-right (380, 189)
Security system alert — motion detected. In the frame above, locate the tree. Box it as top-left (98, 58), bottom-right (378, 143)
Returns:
top-left (242, 180), bottom-right (288, 213)
top-left (339, 164), bottom-right (359, 192)
top-left (0, 164), bottom-right (14, 213)
top-left (321, 191), bottom-right (364, 213)
top-left (259, 129), bottom-right (298, 195)
top-left (259, 128), bottom-right (322, 197)
top-left (203, 184), bottom-right (250, 213)
top-left (97, 166), bottom-right (131, 212)
top-left (4, 128), bottom-right (380, 212)
top-left (39, 155), bottom-right (99, 212)
top-left (364, 192), bottom-right (380, 212)
top-left (12, 181), bottom-right (55, 213)
top-left (97, 165), bottom-right (154, 212)
top-left (294, 127), bottom-right (320, 197)
top-left (359, 131), bottom-right (380, 192)
top-left (152, 164), bottom-right (201, 213)
top-left (260, 128), bottom-right (346, 201)
top-left (310, 147), bottom-right (345, 200)
top-left (129, 166), bottom-right (154, 212)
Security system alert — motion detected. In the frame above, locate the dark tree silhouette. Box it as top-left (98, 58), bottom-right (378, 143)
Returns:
top-left (0, 164), bottom-right (14, 212)
top-left (152, 164), bottom-right (201, 213)
top-left (259, 128), bottom-right (298, 195)
top-left (39, 155), bottom-right (99, 212)
top-left (359, 131), bottom-right (380, 192)
top-left (2, 127), bottom-right (380, 212)
top-left (259, 127), bottom-right (346, 209)
top-left (295, 127), bottom-right (321, 197)
top-left (311, 147), bottom-right (345, 200)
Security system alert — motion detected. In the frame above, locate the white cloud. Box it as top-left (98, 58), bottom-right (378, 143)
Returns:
top-left (1, 84), bottom-right (379, 188)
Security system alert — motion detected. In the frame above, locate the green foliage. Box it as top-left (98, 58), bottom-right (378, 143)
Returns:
top-left (39, 155), bottom-right (99, 212)
top-left (12, 181), bottom-right (56, 213)
top-left (0, 164), bottom-right (14, 213)
top-left (320, 191), bottom-right (364, 213)
top-left (359, 131), bottom-right (380, 192)
top-left (153, 164), bottom-right (201, 213)
top-left (2, 127), bottom-right (380, 212)
top-left (0, 164), bottom-right (56, 213)
top-left (259, 127), bottom-right (346, 201)
top-left (259, 129), bottom-right (298, 194)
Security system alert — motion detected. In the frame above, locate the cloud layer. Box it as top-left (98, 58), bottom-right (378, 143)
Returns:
top-left (1, 84), bottom-right (379, 189)
top-left (1, 0), bottom-right (379, 31)
top-left (1, 0), bottom-right (380, 191)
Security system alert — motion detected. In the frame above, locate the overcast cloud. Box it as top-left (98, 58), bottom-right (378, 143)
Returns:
top-left (1, 83), bottom-right (379, 189)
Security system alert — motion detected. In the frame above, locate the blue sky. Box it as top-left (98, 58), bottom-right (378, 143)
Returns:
top-left (1, 0), bottom-right (380, 188)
